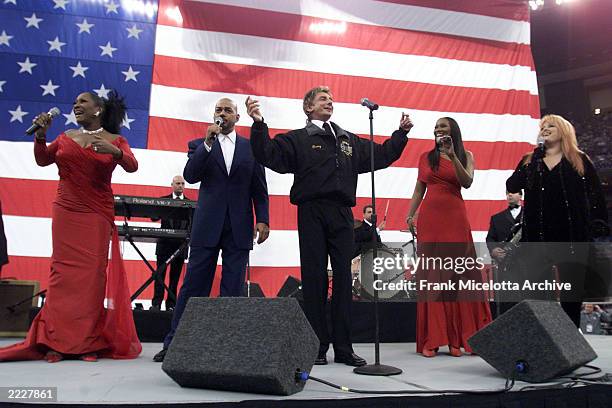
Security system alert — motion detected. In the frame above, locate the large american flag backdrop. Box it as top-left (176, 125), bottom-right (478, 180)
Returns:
top-left (0, 0), bottom-right (539, 300)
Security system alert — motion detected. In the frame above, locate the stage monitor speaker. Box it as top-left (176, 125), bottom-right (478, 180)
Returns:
top-left (276, 276), bottom-right (303, 300)
top-left (162, 297), bottom-right (319, 395)
top-left (0, 280), bottom-right (40, 337)
top-left (468, 300), bottom-right (597, 383)
top-left (242, 282), bottom-right (265, 297)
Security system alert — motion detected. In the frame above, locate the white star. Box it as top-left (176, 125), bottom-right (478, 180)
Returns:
top-left (69, 61), bottom-right (89, 78)
top-left (63, 110), bottom-right (78, 126)
top-left (121, 66), bottom-right (140, 82)
top-left (47, 36), bottom-right (66, 53)
top-left (24, 13), bottom-right (43, 29)
top-left (3, 0), bottom-right (17, 5)
top-left (122, 113), bottom-right (135, 130)
top-left (0, 30), bottom-right (13, 47)
top-left (53, 0), bottom-right (68, 10)
top-left (9, 105), bottom-right (28, 123)
top-left (105, 1), bottom-right (119, 14)
top-left (93, 83), bottom-right (111, 99)
top-left (99, 41), bottom-right (117, 58)
top-left (0, 80), bottom-right (6, 92)
top-left (17, 57), bottom-right (37, 74)
top-left (76, 18), bottom-right (94, 34)
top-left (40, 79), bottom-right (60, 96)
top-left (126, 24), bottom-right (143, 39)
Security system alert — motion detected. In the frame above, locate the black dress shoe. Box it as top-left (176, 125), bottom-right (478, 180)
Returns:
top-left (153, 348), bottom-right (167, 362)
top-left (314, 355), bottom-right (328, 365)
top-left (334, 352), bottom-right (367, 367)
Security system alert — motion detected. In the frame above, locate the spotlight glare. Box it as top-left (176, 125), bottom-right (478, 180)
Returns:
top-left (309, 20), bottom-right (347, 34)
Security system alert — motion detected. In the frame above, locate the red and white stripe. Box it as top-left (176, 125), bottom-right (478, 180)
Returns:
top-left (1, 0), bottom-right (539, 299)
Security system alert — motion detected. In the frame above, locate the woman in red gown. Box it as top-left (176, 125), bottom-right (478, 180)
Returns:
top-left (406, 117), bottom-right (491, 357)
top-left (0, 91), bottom-right (141, 362)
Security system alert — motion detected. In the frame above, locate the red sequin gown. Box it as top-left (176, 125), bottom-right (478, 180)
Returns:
top-left (0, 134), bottom-right (141, 360)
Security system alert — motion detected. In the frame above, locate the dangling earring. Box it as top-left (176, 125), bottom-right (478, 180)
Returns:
top-left (95, 111), bottom-right (101, 117)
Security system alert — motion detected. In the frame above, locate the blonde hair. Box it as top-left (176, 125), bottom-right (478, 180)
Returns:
top-left (303, 86), bottom-right (331, 119)
top-left (523, 114), bottom-right (585, 175)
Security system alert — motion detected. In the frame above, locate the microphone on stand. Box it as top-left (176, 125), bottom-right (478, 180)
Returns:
top-left (360, 98), bottom-right (379, 111)
top-left (25, 107), bottom-right (61, 135)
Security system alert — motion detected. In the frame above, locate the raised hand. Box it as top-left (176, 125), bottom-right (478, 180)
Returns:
top-left (399, 112), bottom-right (414, 132)
top-left (32, 112), bottom-right (53, 139)
top-left (438, 135), bottom-right (455, 158)
top-left (205, 123), bottom-right (222, 147)
top-left (245, 96), bottom-right (263, 122)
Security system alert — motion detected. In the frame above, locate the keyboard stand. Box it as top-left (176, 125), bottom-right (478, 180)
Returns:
top-left (118, 198), bottom-right (189, 303)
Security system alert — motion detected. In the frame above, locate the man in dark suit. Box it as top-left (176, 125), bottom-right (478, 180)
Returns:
top-left (486, 190), bottom-right (522, 316)
top-left (150, 175), bottom-right (190, 312)
top-left (154, 98), bottom-right (270, 362)
top-left (0, 200), bottom-right (8, 273)
top-left (246, 87), bottom-right (413, 367)
top-left (486, 190), bottom-right (523, 263)
top-left (354, 204), bottom-right (386, 258)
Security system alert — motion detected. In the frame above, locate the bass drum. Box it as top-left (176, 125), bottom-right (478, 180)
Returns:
top-left (356, 246), bottom-right (415, 301)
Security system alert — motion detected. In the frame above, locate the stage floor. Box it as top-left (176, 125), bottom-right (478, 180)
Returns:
top-left (0, 337), bottom-right (611, 405)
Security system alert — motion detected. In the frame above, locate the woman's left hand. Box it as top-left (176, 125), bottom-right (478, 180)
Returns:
top-left (91, 135), bottom-right (120, 155)
top-left (439, 136), bottom-right (455, 158)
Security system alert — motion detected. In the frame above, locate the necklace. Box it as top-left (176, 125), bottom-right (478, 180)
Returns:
top-left (81, 127), bottom-right (104, 135)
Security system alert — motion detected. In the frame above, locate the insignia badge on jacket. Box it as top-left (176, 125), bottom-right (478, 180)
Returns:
top-left (311, 144), bottom-right (322, 150)
top-left (340, 140), bottom-right (353, 157)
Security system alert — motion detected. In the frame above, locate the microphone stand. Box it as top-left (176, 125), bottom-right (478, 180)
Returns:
top-left (353, 105), bottom-right (402, 376)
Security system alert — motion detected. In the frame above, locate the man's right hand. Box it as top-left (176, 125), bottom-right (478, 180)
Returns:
top-left (491, 247), bottom-right (506, 260)
top-left (205, 123), bottom-right (222, 147)
top-left (245, 96), bottom-right (263, 122)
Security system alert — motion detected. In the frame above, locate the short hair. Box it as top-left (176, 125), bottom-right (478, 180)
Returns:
top-left (216, 98), bottom-right (238, 114)
top-left (363, 204), bottom-right (373, 214)
top-left (303, 86), bottom-right (331, 118)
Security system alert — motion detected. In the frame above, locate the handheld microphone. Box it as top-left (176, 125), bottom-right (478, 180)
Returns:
top-left (360, 98), bottom-right (379, 111)
top-left (208, 116), bottom-right (224, 142)
top-left (25, 107), bottom-right (61, 135)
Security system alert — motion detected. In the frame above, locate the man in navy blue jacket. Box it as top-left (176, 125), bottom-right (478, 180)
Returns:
top-left (154, 98), bottom-right (269, 362)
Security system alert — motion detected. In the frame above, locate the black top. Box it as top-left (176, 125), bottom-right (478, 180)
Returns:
top-left (354, 220), bottom-right (382, 257)
top-left (0, 201), bottom-right (7, 267)
top-left (250, 121), bottom-right (408, 207)
top-left (506, 153), bottom-right (608, 242)
top-left (154, 193), bottom-right (191, 257)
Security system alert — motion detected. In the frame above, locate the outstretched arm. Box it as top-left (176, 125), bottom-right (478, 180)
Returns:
top-left (246, 96), bottom-right (298, 174)
top-left (356, 112), bottom-right (413, 173)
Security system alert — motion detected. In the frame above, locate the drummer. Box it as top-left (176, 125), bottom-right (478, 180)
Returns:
top-left (354, 204), bottom-right (386, 258)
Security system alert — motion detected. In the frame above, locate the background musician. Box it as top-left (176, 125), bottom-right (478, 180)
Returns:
top-left (150, 175), bottom-right (190, 312)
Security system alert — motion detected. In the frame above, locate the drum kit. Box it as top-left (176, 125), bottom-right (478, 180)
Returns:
top-left (350, 229), bottom-right (417, 301)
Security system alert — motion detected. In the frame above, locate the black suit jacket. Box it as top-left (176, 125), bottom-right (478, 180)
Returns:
top-left (354, 220), bottom-right (381, 258)
top-left (486, 207), bottom-right (522, 252)
top-left (0, 201), bottom-right (8, 267)
top-left (155, 193), bottom-right (191, 258)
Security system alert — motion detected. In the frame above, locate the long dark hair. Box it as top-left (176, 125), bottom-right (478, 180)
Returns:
top-left (427, 117), bottom-right (467, 171)
top-left (86, 90), bottom-right (127, 135)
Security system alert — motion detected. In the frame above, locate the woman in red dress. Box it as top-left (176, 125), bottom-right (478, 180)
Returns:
top-left (406, 117), bottom-right (491, 357)
top-left (0, 91), bottom-right (141, 362)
